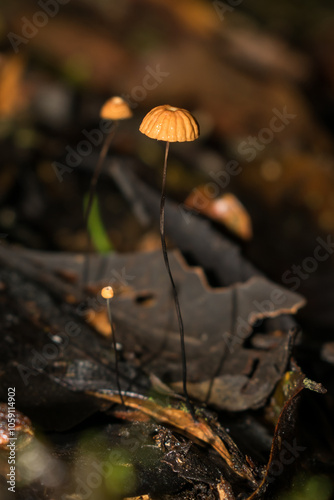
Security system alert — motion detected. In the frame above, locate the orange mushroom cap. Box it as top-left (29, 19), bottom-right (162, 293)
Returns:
top-left (101, 286), bottom-right (114, 299)
top-left (100, 96), bottom-right (133, 120)
top-left (139, 105), bottom-right (199, 142)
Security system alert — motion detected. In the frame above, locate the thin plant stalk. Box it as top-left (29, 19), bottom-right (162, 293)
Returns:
top-left (82, 122), bottom-right (118, 283)
top-left (106, 295), bottom-right (124, 406)
top-left (160, 141), bottom-right (195, 418)
top-left (83, 121), bottom-right (118, 231)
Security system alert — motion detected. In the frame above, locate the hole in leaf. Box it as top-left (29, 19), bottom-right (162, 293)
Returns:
top-left (247, 358), bottom-right (260, 379)
top-left (135, 292), bottom-right (156, 307)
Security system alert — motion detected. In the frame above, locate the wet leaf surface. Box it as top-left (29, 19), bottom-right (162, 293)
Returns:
top-left (0, 241), bottom-right (305, 412)
top-left (0, 240), bottom-right (314, 499)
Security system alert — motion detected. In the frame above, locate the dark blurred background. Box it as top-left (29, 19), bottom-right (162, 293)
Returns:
top-left (1, 0), bottom-right (334, 369)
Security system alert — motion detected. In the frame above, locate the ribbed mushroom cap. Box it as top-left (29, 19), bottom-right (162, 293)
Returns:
top-left (100, 96), bottom-right (133, 120)
top-left (139, 105), bottom-right (199, 142)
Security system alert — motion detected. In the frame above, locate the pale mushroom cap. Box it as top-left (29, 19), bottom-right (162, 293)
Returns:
top-left (101, 286), bottom-right (114, 299)
top-left (100, 96), bottom-right (133, 120)
top-left (139, 105), bottom-right (199, 142)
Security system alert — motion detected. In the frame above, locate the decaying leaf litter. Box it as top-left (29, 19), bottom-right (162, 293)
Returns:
top-left (0, 192), bottom-right (327, 499)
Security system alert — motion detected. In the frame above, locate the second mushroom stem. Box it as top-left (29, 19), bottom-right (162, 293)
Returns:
top-left (84, 121), bottom-right (118, 232)
top-left (82, 122), bottom-right (118, 284)
top-left (160, 141), bottom-right (195, 418)
top-left (106, 295), bottom-right (124, 406)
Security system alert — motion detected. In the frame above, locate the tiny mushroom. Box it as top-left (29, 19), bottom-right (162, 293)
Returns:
top-left (100, 96), bottom-right (133, 121)
top-left (101, 285), bottom-right (114, 299)
top-left (101, 285), bottom-right (124, 404)
top-left (139, 105), bottom-right (200, 416)
top-left (84, 96), bottom-right (132, 237)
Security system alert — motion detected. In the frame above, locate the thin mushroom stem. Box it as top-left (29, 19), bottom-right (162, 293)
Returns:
top-left (84, 121), bottom-right (119, 231)
top-left (105, 291), bottom-right (124, 406)
top-left (160, 141), bottom-right (195, 419)
top-left (82, 121), bottom-right (118, 284)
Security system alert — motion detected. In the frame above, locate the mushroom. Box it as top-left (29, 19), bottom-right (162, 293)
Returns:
top-left (100, 96), bottom-right (133, 121)
top-left (139, 105), bottom-right (200, 415)
top-left (84, 96), bottom-right (132, 236)
top-left (101, 285), bottom-right (124, 404)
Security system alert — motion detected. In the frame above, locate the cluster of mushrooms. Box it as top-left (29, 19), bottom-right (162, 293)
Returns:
top-left (91, 97), bottom-right (199, 415)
